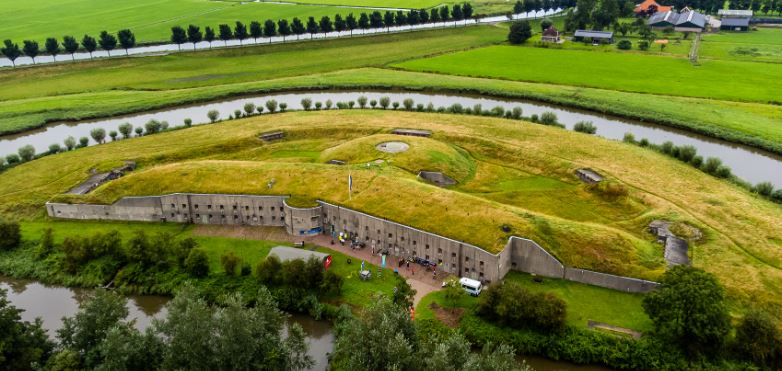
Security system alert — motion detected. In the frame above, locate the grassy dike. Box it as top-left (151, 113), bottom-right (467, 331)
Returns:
top-left (1, 110), bottom-right (780, 322)
top-left (2, 26), bottom-right (782, 155)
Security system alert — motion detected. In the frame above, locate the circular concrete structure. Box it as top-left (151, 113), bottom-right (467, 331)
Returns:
top-left (375, 141), bottom-right (409, 153)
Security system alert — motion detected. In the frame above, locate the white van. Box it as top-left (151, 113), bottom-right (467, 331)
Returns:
top-left (459, 277), bottom-right (483, 296)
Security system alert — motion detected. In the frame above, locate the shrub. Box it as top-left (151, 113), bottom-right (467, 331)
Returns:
top-left (243, 102), bottom-right (255, 115)
top-left (357, 96), bottom-right (368, 108)
top-left (753, 182), bottom-right (774, 197)
top-left (266, 100), bottom-right (278, 113)
top-left (314, 101), bottom-right (322, 110)
top-left (734, 309), bottom-right (782, 368)
top-left (0, 219), bottom-right (21, 251)
top-left (511, 107), bottom-right (523, 119)
top-left (348, 101), bottom-right (355, 109)
top-left (702, 157), bottom-right (722, 174)
top-left (478, 282), bottom-right (566, 332)
top-left (426, 103), bottom-right (435, 112)
top-left (490, 106), bottom-right (505, 117)
top-left (48, 143), bottom-right (62, 154)
top-left (301, 98), bottom-right (312, 110)
top-left (133, 127), bottom-right (143, 137)
top-left (449, 103), bottom-right (464, 114)
top-left (221, 251), bottom-right (240, 276)
top-left (256, 106), bottom-right (264, 114)
top-left (379, 96), bottom-right (390, 109)
top-left (638, 138), bottom-right (649, 147)
top-left (184, 118), bottom-right (192, 127)
top-left (690, 155), bottom-right (703, 168)
top-left (79, 137), bottom-right (90, 147)
top-left (617, 39), bottom-right (632, 50)
top-left (676, 145), bottom-right (697, 162)
top-left (37, 227), bottom-right (54, 258)
top-left (279, 102), bottom-right (287, 112)
top-left (256, 255), bottom-right (282, 284)
top-left (660, 141), bottom-right (674, 154)
top-left (370, 99), bottom-right (378, 108)
top-left (539, 111), bottom-right (558, 126)
top-left (715, 165), bottom-right (732, 179)
top-left (325, 99), bottom-right (333, 110)
top-left (240, 263), bottom-right (252, 276)
top-left (109, 131), bottom-right (118, 141)
top-left (233, 109), bottom-right (242, 118)
top-left (320, 270), bottom-right (343, 296)
top-left (392, 101), bottom-right (400, 110)
top-left (403, 98), bottom-right (414, 110)
top-left (573, 121), bottom-right (597, 134)
top-left (472, 104), bottom-right (482, 115)
top-left (638, 40), bottom-right (649, 50)
top-left (771, 189), bottom-right (782, 203)
top-left (185, 249), bottom-right (209, 277)
top-left (530, 114), bottom-right (538, 123)
top-left (622, 133), bottom-right (636, 143)
top-left (416, 103), bottom-right (425, 112)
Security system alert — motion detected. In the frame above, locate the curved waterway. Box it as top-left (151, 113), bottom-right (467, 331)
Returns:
top-left (2, 90), bottom-right (780, 187)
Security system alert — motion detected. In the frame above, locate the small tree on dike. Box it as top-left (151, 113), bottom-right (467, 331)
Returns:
top-left (45, 38), bottom-right (60, 61)
top-left (186, 25), bottom-right (202, 50)
top-left (81, 35), bottom-right (97, 59)
top-left (23, 40), bottom-right (39, 64)
top-left (508, 21), bottom-right (532, 44)
top-left (63, 36), bottom-right (79, 61)
top-left (98, 31), bottom-right (117, 56)
top-left (204, 27), bottom-right (216, 49)
top-left (207, 110), bottom-right (220, 123)
top-left (171, 26), bottom-right (187, 50)
top-left (117, 29), bottom-right (136, 55)
top-left (1, 39), bottom-right (22, 67)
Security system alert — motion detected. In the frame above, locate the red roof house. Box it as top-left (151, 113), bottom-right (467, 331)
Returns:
top-left (634, 0), bottom-right (672, 16)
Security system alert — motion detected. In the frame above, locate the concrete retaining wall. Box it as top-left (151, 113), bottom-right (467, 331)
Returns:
top-left (46, 193), bottom-right (659, 292)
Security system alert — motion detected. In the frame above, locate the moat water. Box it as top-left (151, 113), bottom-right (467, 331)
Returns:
top-left (0, 275), bottom-right (611, 370)
top-left (2, 91), bottom-right (780, 187)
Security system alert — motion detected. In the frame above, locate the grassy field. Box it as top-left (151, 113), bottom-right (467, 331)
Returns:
top-left (700, 27), bottom-right (782, 63)
top-left (0, 0), bottom-right (414, 45)
top-left (393, 45), bottom-right (782, 104)
top-left (0, 110), bottom-right (780, 321)
top-left (416, 271), bottom-right (652, 331)
top-left (9, 219), bottom-right (401, 308)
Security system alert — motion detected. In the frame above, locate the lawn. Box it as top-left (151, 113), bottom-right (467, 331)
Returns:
top-left (0, 0), bottom-right (387, 45)
top-left (393, 45), bottom-right (782, 104)
top-left (700, 27), bottom-right (782, 63)
top-left (1, 110), bottom-right (781, 323)
top-left (416, 271), bottom-right (652, 331)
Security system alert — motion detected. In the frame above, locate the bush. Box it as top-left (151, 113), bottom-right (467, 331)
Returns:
top-left (511, 107), bottom-right (523, 119)
top-left (403, 98), bottom-right (414, 110)
top-left (449, 103), bottom-right (464, 114)
top-left (715, 165), bottom-right (732, 178)
top-left (48, 143), bottom-right (62, 154)
top-left (772, 189), bottom-right (782, 203)
top-left (233, 109), bottom-right (242, 118)
top-left (266, 100), bottom-right (278, 113)
top-left (753, 182), bottom-right (774, 197)
top-left (638, 138), bottom-right (649, 147)
top-left (690, 155), bottom-right (703, 168)
top-left (221, 251), bottom-right (241, 276)
top-left (622, 133), bottom-right (635, 143)
top-left (530, 114), bottom-right (538, 123)
top-left (379, 96), bottom-right (390, 109)
top-left (185, 249), bottom-right (209, 278)
top-left (243, 102), bottom-right (255, 115)
top-left (6, 154), bottom-right (20, 165)
top-left (0, 219), bottom-right (21, 251)
top-left (240, 263), bottom-right (252, 276)
top-left (314, 102), bottom-right (322, 110)
top-left (733, 309), bottom-right (782, 368)
top-left (18, 145), bottom-right (35, 162)
top-left (508, 20), bottom-right (532, 44)
top-left (207, 110), bottom-right (219, 123)
top-left (676, 145), bottom-right (697, 162)
top-left (477, 282), bottom-right (566, 332)
top-left (392, 102), bottom-right (400, 110)
top-left (660, 141), bottom-right (674, 154)
top-left (490, 106), bottom-right (505, 117)
top-left (370, 99), bottom-right (377, 108)
top-left (357, 96), bottom-right (368, 108)
top-left (539, 111), bottom-right (558, 126)
top-left (279, 102), bottom-right (287, 112)
top-left (617, 39), bottom-right (632, 50)
top-left (573, 121), bottom-right (597, 134)
top-left (256, 255), bottom-right (282, 284)
top-left (638, 40), bottom-right (649, 50)
top-left (184, 118), bottom-right (192, 127)
top-left (702, 157), bottom-right (722, 174)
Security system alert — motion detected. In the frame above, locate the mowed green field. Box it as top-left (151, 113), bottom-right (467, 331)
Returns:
top-left (0, 0), bottom-right (375, 44)
top-left (700, 27), bottom-right (782, 63)
top-left (393, 45), bottom-right (782, 104)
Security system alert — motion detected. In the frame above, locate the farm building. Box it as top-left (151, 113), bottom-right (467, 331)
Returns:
top-left (541, 26), bottom-right (561, 42)
top-left (634, 0), bottom-right (672, 16)
top-left (574, 30), bottom-right (614, 44)
top-left (648, 10), bottom-right (706, 32)
top-left (718, 9), bottom-right (752, 31)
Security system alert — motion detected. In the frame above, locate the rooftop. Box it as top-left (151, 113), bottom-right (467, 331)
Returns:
top-left (634, 0), bottom-right (672, 13)
top-left (718, 9), bottom-right (753, 17)
top-left (574, 30), bottom-right (614, 39)
top-left (269, 246), bottom-right (330, 262)
top-left (721, 17), bottom-right (750, 27)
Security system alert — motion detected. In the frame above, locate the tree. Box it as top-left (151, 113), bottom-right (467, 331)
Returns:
top-left (108, 130), bottom-right (118, 141)
top-left (346, 13), bottom-right (358, 35)
top-left (301, 98), bottom-right (313, 110)
top-left (306, 16), bottom-right (319, 38)
top-left (320, 16), bottom-right (334, 35)
top-left (508, 20), bottom-right (533, 44)
top-left (18, 145), bottom-right (36, 162)
top-left (1, 39), bottom-right (21, 67)
top-left (264, 19), bottom-right (277, 40)
top-left (278, 19), bottom-right (292, 41)
top-left (23, 40), bottom-right (39, 64)
top-left (359, 13), bottom-right (370, 30)
top-left (0, 219), bottom-right (21, 250)
top-left (118, 122), bottom-right (133, 138)
top-left (514, 0), bottom-right (524, 14)
top-left (5, 154), bottom-right (21, 165)
top-left (291, 18), bottom-right (306, 40)
top-left (64, 135), bottom-right (77, 150)
top-left (370, 11), bottom-right (384, 29)
top-left (234, 21), bottom-right (248, 45)
top-left (463, 2), bottom-right (474, 20)
top-left (0, 289), bottom-right (54, 368)
top-left (81, 34), bottom-right (98, 59)
top-left (186, 25), bottom-right (202, 50)
top-left (379, 96), bottom-right (391, 109)
top-left (357, 95), bottom-right (368, 108)
top-left (440, 5), bottom-right (451, 21)
top-left (204, 26), bottom-right (215, 49)
top-left (250, 21), bottom-right (263, 42)
top-left (734, 309), bottom-right (782, 368)
top-left (57, 290), bottom-right (129, 368)
top-left (266, 100), bottom-right (278, 113)
top-left (63, 35), bottom-right (79, 61)
top-left (642, 265), bottom-right (731, 359)
top-left (243, 102), bottom-right (256, 116)
top-left (443, 281), bottom-right (465, 313)
top-left (334, 14), bottom-right (346, 33)
top-left (98, 31), bottom-right (117, 56)
top-left (144, 119), bottom-right (162, 134)
top-left (420, 7), bottom-right (430, 23)
top-left (79, 136), bottom-right (90, 147)
top-left (218, 24), bottom-right (232, 46)
top-left (48, 143), bottom-right (61, 154)
top-left (90, 128), bottom-right (106, 144)
top-left (134, 127), bottom-right (143, 136)
top-left (431, 7), bottom-right (441, 22)
top-left (170, 26), bottom-right (187, 50)
top-left (221, 251), bottom-right (241, 276)
top-left (395, 10), bottom-right (406, 27)
top-left (452, 4), bottom-right (464, 20)
top-left (45, 37), bottom-right (60, 61)
top-left (184, 248), bottom-right (209, 277)
top-left (117, 29), bottom-right (135, 55)
top-left (207, 109), bottom-right (220, 123)
top-left (384, 11), bottom-right (395, 31)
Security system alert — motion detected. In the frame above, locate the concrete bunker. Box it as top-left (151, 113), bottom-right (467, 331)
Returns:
top-left (376, 141), bottom-right (409, 153)
top-left (327, 159), bottom-right (346, 165)
top-left (392, 128), bottom-right (431, 137)
top-left (418, 171), bottom-right (457, 187)
top-left (259, 131), bottom-right (285, 141)
top-left (67, 161), bottom-right (136, 195)
top-left (648, 220), bottom-right (690, 267)
top-left (576, 168), bottom-right (604, 184)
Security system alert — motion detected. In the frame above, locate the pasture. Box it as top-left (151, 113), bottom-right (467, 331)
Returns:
top-left (1, 110), bottom-right (781, 319)
top-left (393, 45), bottom-right (782, 104)
top-left (700, 27), bottom-right (782, 63)
top-left (0, 0), bottom-right (391, 44)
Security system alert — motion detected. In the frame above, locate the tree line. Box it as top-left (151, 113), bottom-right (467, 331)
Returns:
top-left (168, 4), bottom-right (475, 50)
top-left (511, 0), bottom-right (575, 15)
top-left (1, 29), bottom-right (136, 67)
